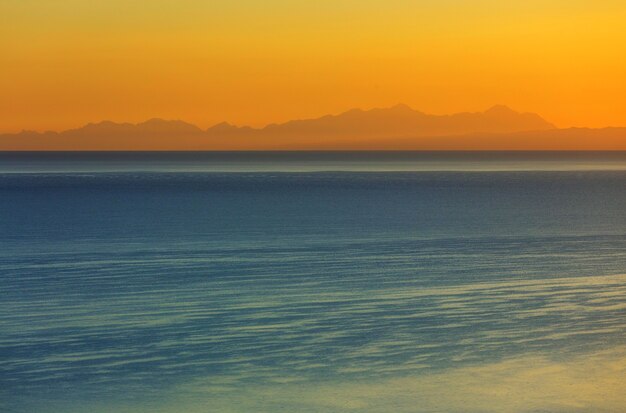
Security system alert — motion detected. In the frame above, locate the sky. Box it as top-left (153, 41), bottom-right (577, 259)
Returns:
top-left (1, 0), bottom-right (625, 133)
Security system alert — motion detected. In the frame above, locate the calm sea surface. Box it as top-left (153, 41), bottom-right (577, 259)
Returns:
top-left (1, 152), bottom-right (626, 412)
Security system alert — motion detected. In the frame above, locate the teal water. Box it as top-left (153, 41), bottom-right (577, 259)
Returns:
top-left (1, 153), bottom-right (626, 412)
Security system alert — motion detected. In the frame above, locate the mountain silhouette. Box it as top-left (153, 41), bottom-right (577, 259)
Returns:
top-left (257, 104), bottom-right (554, 140)
top-left (1, 105), bottom-right (623, 150)
top-left (64, 119), bottom-right (202, 138)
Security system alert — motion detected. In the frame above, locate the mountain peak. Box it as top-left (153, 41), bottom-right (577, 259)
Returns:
top-left (136, 118), bottom-right (201, 133)
top-left (485, 105), bottom-right (518, 116)
top-left (138, 118), bottom-right (195, 126)
top-left (140, 118), bottom-right (168, 124)
top-left (390, 103), bottom-right (413, 111)
top-left (208, 121), bottom-right (239, 132)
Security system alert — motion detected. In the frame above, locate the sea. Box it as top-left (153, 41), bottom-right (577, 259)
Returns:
top-left (1, 151), bottom-right (626, 413)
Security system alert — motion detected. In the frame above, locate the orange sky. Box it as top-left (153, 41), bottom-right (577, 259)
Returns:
top-left (1, 1), bottom-right (625, 133)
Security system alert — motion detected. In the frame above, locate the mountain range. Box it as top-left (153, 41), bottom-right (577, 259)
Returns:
top-left (1, 105), bottom-right (625, 150)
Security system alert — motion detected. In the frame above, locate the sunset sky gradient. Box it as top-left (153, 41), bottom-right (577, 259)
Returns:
top-left (2, 1), bottom-right (625, 133)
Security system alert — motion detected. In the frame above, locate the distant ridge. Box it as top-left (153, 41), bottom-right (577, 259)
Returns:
top-left (257, 104), bottom-right (554, 139)
top-left (1, 105), bottom-right (624, 150)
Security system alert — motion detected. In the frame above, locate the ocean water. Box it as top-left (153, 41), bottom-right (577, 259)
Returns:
top-left (1, 152), bottom-right (626, 413)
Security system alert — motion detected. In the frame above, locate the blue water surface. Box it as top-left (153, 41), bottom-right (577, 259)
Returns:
top-left (1, 153), bottom-right (626, 412)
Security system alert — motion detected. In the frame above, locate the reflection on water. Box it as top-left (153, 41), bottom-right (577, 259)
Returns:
top-left (1, 151), bottom-right (626, 172)
top-left (1, 166), bottom-right (625, 412)
top-left (183, 345), bottom-right (626, 413)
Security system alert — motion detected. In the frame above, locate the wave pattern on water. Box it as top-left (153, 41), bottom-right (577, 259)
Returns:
top-left (1, 170), bottom-right (626, 412)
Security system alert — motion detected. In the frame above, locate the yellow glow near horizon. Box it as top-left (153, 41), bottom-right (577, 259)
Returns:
top-left (1, 1), bottom-right (626, 133)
